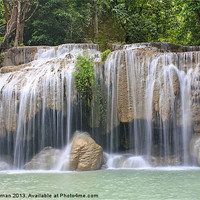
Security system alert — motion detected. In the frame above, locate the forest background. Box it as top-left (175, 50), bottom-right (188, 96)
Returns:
top-left (0, 0), bottom-right (200, 52)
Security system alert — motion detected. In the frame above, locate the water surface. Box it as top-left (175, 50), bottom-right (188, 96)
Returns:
top-left (0, 168), bottom-right (199, 200)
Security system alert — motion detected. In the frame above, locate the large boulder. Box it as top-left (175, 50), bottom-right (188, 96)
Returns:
top-left (68, 131), bottom-right (104, 171)
top-left (0, 161), bottom-right (11, 170)
top-left (24, 146), bottom-right (61, 170)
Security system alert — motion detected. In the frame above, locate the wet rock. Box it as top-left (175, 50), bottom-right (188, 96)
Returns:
top-left (151, 155), bottom-right (182, 167)
top-left (0, 155), bottom-right (13, 170)
top-left (68, 131), bottom-right (104, 171)
top-left (190, 134), bottom-right (200, 165)
top-left (1, 65), bottom-right (25, 73)
top-left (0, 161), bottom-right (12, 170)
top-left (111, 42), bottom-right (200, 52)
top-left (101, 153), bottom-right (108, 169)
top-left (117, 52), bottom-right (134, 122)
top-left (3, 46), bottom-right (37, 66)
top-left (24, 146), bottom-right (61, 170)
top-left (65, 53), bottom-right (73, 60)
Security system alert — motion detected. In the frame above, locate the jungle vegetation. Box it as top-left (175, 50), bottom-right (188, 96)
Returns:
top-left (0, 0), bottom-right (200, 52)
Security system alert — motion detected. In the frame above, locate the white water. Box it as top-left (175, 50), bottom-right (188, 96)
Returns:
top-left (56, 143), bottom-right (72, 170)
top-left (106, 154), bottom-right (150, 169)
top-left (0, 43), bottom-right (200, 169)
top-left (0, 44), bottom-right (101, 168)
top-left (104, 48), bottom-right (200, 166)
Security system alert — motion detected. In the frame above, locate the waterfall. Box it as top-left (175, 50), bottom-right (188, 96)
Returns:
top-left (0, 44), bottom-right (101, 168)
top-left (0, 43), bottom-right (200, 169)
top-left (104, 47), bottom-right (200, 166)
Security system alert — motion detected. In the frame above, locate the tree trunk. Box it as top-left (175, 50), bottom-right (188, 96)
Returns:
top-left (196, 11), bottom-right (200, 25)
top-left (19, 21), bottom-right (24, 44)
top-left (0, 0), bottom-right (38, 52)
top-left (94, 0), bottom-right (98, 43)
top-left (2, 0), bottom-right (9, 22)
top-left (0, 5), bottom-right (17, 52)
top-left (14, 0), bottom-right (21, 47)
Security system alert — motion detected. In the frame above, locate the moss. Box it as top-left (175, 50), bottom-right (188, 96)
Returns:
top-left (101, 49), bottom-right (111, 62)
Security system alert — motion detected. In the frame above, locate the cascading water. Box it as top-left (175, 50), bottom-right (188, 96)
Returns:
top-left (106, 154), bottom-right (150, 169)
top-left (0, 44), bottom-right (101, 169)
top-left (0, 42), bottom-right (200, 170)
top-left (104, 47), bottom-right (200, 167)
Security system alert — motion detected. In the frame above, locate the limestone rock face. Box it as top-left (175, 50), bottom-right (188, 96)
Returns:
top-left (68, 131), bottom-right (104, 171)
top-left (24, 146), bottom-right (61, 170)
top-left (117, 52), bottom-right (134, 122)
top-left (3, 46), bottom-right (37, 66)
top-left (190, 134), bottom-right (200, 165)
top-left (191, 75), bottom-right (200, 134)
top-left (111, 42), bottom-right (200, 52)
top-left (110, 49), bottom-right (198, 126)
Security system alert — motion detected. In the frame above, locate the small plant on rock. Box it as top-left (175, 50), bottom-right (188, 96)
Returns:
top-left (101, 49), bottom-right (111, 62)
top-left (73, 54), bottom-right (95, 104)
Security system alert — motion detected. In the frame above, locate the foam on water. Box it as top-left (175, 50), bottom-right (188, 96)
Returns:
top-left (106, 154), bottom-right (150, 169)
top-left (56, 143), bottom-right (72, 170)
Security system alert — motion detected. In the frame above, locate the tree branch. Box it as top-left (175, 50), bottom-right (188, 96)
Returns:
top-left (196, 11), bottom-right (200, 25)
top-left (0, 22), bottom-right (7, 27)
top-left (22, 1), bottom-right (31, 21)
top-left (24, 3), bottom-right (38, 23)
top-left (2, 0), bottom-right (9, 22)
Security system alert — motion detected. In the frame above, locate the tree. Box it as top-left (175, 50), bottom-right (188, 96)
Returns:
top-left (93, 0), bottom-right (98, 43)
top-left (14, 0), bottom-right (20, 47)
top-left (23, 0), bottom-right (91, 45)
top-left (0, 0), bottom-right (6, 43)
top-left (1, 0), bottom-right (200, 48)
top-left (176, 0), bottom-right (200, 45)
top-left (0, 0), bottom-right (38, 52)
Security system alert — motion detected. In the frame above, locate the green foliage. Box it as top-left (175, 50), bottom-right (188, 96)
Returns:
top-left (0, 52), bottom-right (4, 68)
top-left (96, 1), bottom-right (126, 49)
top-left (0, 0), bottom-right (5, 24)
top-left (0, 0), bottom-right (5, 40)
top-left (112, 0), bottom-right (176, 43)
top-left (101, 49), bottom-right (111, 62)
top-left (171, 0), bottom-right (200, 45)
top-left (24, 0), bottom-right (92, 45)
top-left (0, 36), bottom-right (3, 44)
top-left (1, 0), bottom-right (200, 47)
top-left (73, 54), bottom-right (95, 103)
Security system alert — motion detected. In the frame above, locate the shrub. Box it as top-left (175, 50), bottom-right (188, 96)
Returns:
top-left (101, 49), bottom-right (111, 62)
top-left (73, 54), bottom-right (95, 103)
